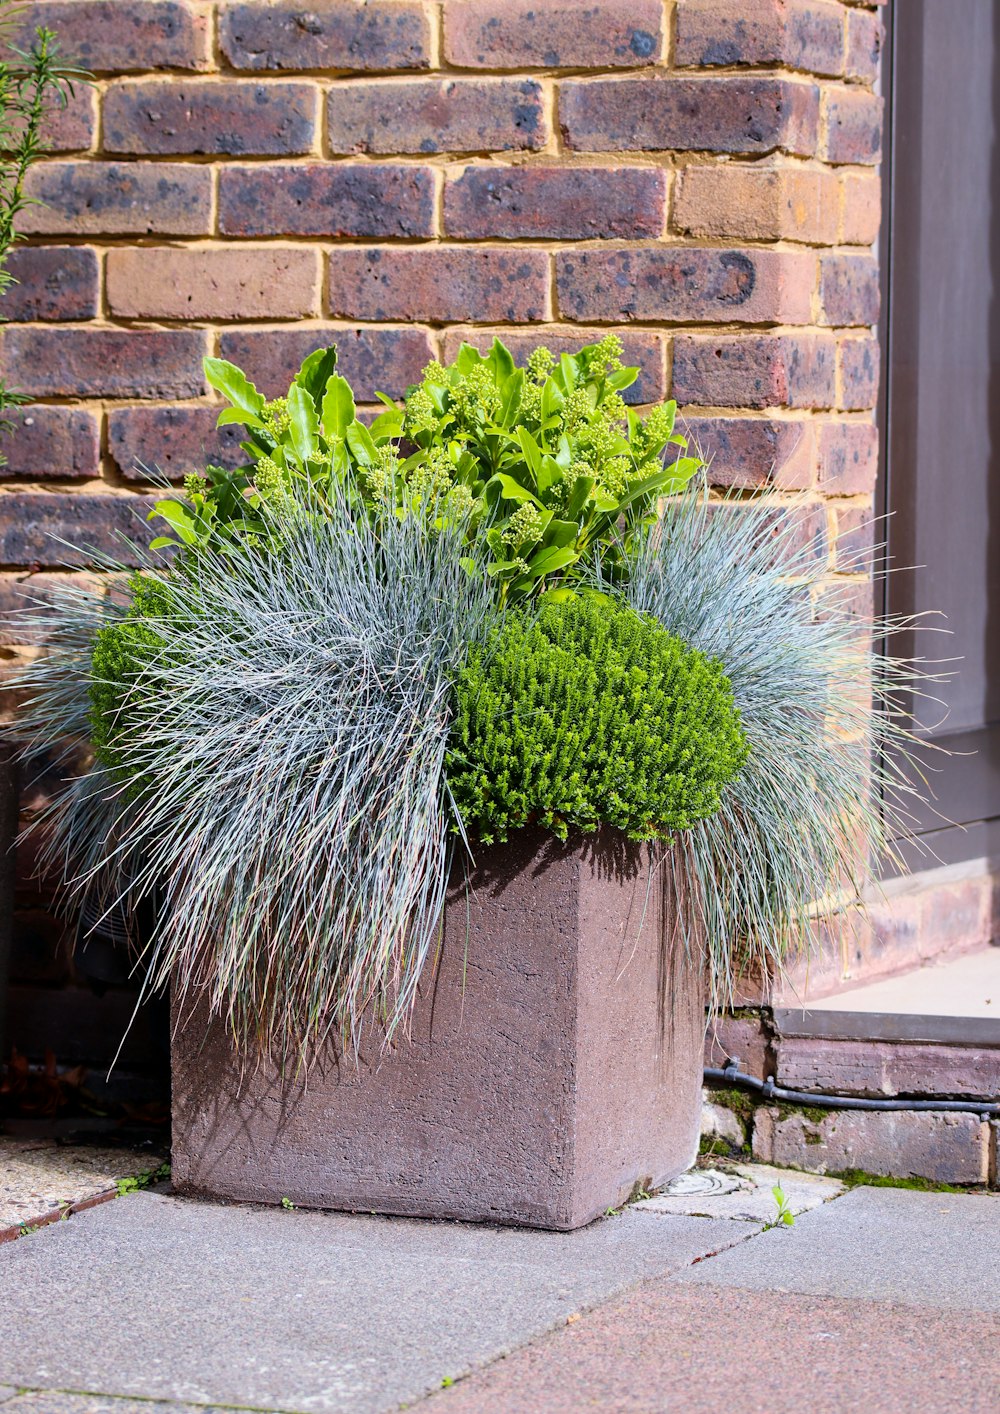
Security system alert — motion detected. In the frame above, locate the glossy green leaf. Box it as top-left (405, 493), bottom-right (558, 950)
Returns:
top-left (203, 357), bottom-right (265, 419)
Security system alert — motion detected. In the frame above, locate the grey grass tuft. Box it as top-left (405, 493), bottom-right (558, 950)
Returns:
top-left (12, 503), bottom-right (499, 1059)
top-left (619, 489), bottom-right (942, 1007)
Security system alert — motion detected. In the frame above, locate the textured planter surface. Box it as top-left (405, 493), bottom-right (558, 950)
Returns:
top-left (171, 828), bottom-right (704, 1230)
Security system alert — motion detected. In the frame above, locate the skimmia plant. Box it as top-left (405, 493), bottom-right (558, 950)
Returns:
top-left (6, 334), bottom-right (929, 1059)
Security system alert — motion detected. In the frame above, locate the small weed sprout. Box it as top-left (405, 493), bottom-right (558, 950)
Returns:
top-left (766, 1183), bottom-right (796, 1231)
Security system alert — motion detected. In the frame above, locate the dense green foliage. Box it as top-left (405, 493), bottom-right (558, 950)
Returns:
top-left (446, 594), bottom-right (749, 844)
top-left (151, 336), bottom-right (702, 600)
top-left (0, 15), bottom-right (81, 461)
top-left (89, 575), bottom-right (173, 776)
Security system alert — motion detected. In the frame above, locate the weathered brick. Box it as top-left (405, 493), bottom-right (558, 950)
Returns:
top-left (704, 1013), bottom-right (774, 1080)
top-left (104, 80), bottom-right (319, 156)
top-left (0, 328), bottom-right (207, 399)
top-left (556, 248), bottom-right (814, 325)
top-left (443, 328), bottom-right (666, 405)
top-left (840, 171), bottom-right (881, 245)
top-left (0, 492), bottom-right (157, 569)
top-left (327, 248), bottom-right (549, 323)
top-left (838, 333), bottom-right (880, 410)
top-left (444, 165), bottom-right (665, 240)
top-left (824, 87), bottom-right (883, 164)
top-left (109, 407), bottom-right (247, 482)
top-left (561, 77), bottom-right (819, 156)
top-left (0, 408), bottom-right (100, 480)
top-left (0, 573), bottom-right (99, 647)
top-left (776, 1038), bottom-right (1000, 1101)
top-left (752, 1106), bottom-right (988, 1185)
top-left (218, 163), bottom-right (435, 238)
top-left (818, 421), bottom-right (878, 493)
top-left (813, 578), bottom-right (873, 624)
top-left (675, 0), bottom-right (845, 76)
top-left (7, 2), bottom-right (211, 71)
top-left (444, 0), bottom-right (662, 68)
top-left (220, 1), bottom-right (430, 72)
top-left (1, 246), bottom-right (98, 321)
top-left (681, 416), bottom-right (815, 490)
top-left (107, 247), bottom-right (320, 321)
top-left (820, 252), bottom-right (879, 325)
top-left (1, 86), bottom-right (96, 154)
top-left (219, 326), bottom-right (435, 402)
top-left (832, 504), bottom-right (874, 570)
top-left (673, 334), bottom-right (836, 409)
top-left (673, 165), bottom-right (838, 242)
top-left (326, 77), bottom-right (546, 155)
top-left (845, 6), bottom-right (883, 83)
top-left (19, 162), bottom-right (212, 236)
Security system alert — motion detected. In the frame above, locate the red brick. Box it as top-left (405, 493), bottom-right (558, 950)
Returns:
top-left (680, 416), bottom-right (815, 490)
top-left (0, 328), bottom-right (208, 399)
top-left (673, 165), bottom-right (839, 243)
top-left (820, 252), bottom-right (880, 325)
top-left (838, 333), bottom-right (879, 409)
top-left (0, 407), bottom-right (100, 479)
top-left (845, 6), bottom-right (883, 83)
top-left (326, 77), bottom-right (546, 155)
top-left (775, 1037), bottom-right (1000, 1101)
top-left (818, 421), bottom-right (877, 493)
top-left (107, 247), bottom-right (320, 321)
top-left (675, 0), bottom-right (845, 76)
top-left (444, 0), bottom-right (662, 68)
top-left (840, 170), bottom-right (881, 245)
top-left (824, 87), bottom-right (883, 164)
top-left (109, 407), bottom-right (248, 482)
top-left (672, 334), bottom-right (836, 409)
top-left (103, 80), bottom-right (318, 156)
top-left (0, 492), bottom-right (157, 569)
top-left (327, 248), bottom-right (549, 323)
top-left (7, 3), bottom-right (211, 72)
top-left (218, 163), bottom-right (434, 238)
top-left (561, 77), bottom-right (819, 156)
top-left (833, 505), bottom-right (874, 570)
top-left (219, 326), bottom-right (435, 402)
top-left (1, 246), bottom-right (98, 321)
top-left (705, 1014), bottom-right (774, 1079)
top-left (752, 1106), bottom-right (988, 1185)
top-left (444, 165), bottom-right (665, 240)
top-left (555, 248), bottom-right (814, 325)
top-left (220, 1), bottom-right (430, 72)
top-left (813, 579), bottom-right (873, 625)
top-left (443, 327), bottom-right (666, 405)
top-left (19, 161), bottom-right (212, 236)
top-left (1, 86), bottom-right (96, 154)
top-left (0, 573), bottom-right (100, 648)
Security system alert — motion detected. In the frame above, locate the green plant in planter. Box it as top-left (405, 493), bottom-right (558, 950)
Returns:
top-left (447, 594), bottom-right (748, 844)
top-left (88, 574), bottom-right (173, 779)
top-left (152, 336), bottom-right (702, 600)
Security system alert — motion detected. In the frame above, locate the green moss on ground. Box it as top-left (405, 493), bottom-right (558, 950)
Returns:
top-left (829, 1168), bottom-right (970, 1195)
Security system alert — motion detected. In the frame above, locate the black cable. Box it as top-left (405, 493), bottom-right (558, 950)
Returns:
top-left (705, 1056), bottom-right (1000, 1121)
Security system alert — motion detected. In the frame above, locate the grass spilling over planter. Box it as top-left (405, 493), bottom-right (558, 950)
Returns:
top-left (6, 334), bottom-right (931, 1061)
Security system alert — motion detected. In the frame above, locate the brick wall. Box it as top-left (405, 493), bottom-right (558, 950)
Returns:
top-left (0, 0), bottom-right (885, 1058)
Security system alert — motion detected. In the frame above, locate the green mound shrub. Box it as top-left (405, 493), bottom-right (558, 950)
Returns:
top-left (446, 594), bottom-right (749, 844)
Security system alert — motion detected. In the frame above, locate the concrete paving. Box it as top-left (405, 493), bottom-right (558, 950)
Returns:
top-left (0, 1190), bottom-right (752, 1414)
top-left (679, 1185), bottom-right (1000, 1311)
top-left (0, 1180), bottom-right (997, 1413)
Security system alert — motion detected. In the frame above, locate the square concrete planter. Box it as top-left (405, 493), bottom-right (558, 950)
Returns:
top-left (171, 828), bottom-right (704, 1230)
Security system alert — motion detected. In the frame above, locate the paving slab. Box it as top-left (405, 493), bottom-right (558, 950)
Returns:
top-left (0, 1397), bottom-right (233, 1414)
top-left (636, 1162), bottom-right (843, 1221)
top-left (0, 1140), bottom-right (168, 1241)
top-left (680, 1185), bottom-right (1000, 1311)
top-left (430, 1279), bottom-right (1000, 1413)
top-left (0, 1190), bottom-right (753, 1414)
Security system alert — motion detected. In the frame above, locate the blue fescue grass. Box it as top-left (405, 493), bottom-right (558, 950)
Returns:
top-left (616, 488), bottom-right (945, 1005)
top-left (11, 503), bottom-right (499, 1059)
